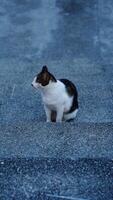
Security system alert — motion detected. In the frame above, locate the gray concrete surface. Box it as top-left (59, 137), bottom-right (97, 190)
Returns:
top-left (0, 0), bottom-right (113, 124)
top-left (0, 0), bottom-right (113, 199)
top-left (0, 123), bottom-right (113, 200)
top-left (0, 122), bottom-right (113, 159)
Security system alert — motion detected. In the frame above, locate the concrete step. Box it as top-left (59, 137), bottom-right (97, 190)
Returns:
top-left (0, 122), bottom-right (113, 159)
top-left (0, 122), bottom-right (113, 200)
top-left (1, 81), bottom-right (113, 124)
top-left (0, 157), bottom-right (113, 200)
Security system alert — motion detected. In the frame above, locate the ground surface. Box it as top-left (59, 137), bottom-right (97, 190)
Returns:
top-left (0, 0), bottom-right (113, 199)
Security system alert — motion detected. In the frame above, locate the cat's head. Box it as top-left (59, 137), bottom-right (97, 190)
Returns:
top-left (32, 66), bottom-right (57, 89)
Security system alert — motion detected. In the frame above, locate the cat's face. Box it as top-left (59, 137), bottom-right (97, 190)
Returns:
top-left (32, 66), bottom-right (56, 89)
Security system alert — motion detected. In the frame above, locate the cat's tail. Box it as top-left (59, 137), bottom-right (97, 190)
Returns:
top-left (64, 109), bottom-right (78, 121)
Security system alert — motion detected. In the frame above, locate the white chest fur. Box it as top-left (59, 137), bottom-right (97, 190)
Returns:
top-left (41, 80), bottom-right (73, 112)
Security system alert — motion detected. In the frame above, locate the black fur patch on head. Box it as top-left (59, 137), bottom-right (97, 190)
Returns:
top-left (36, 66), bottom-right (57, 86)
top-left (59, 79), bottom-right (79, 113)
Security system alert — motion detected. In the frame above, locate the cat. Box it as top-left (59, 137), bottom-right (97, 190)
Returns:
top-left (32, 66), bottom-right (78, 122)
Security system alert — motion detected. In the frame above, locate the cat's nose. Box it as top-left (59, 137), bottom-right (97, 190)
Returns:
top-left (31, 83), bottom-right (33, 87)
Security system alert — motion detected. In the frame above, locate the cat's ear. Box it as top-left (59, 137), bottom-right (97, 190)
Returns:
top-left (42, 65), bottom-right (48, 72)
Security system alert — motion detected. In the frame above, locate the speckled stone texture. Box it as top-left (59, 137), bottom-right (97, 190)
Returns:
top-left (0, 0), bottom-right (113, 199)
top-left (0, 123), bottom-right (113, 199)
top-left (0, 0), bottom-right (113, 124)
top-left (0, 158), bottom-right (113, 200)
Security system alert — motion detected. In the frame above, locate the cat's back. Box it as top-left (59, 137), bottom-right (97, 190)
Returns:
top-left (59, 78), bottom-right (78, 98)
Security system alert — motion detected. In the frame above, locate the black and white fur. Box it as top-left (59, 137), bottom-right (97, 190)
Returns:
top-left (32, 66), bottom-right (78, 122)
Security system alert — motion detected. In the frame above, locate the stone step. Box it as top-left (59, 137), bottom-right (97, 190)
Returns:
top-left (0, 157), bottom-right (113, 200)
top-left (0, 122), bottom-right (113, 159)
top-left (1, 81), bottom-right (113, 124)
top-left (0, 122), bottom-right (113, 200)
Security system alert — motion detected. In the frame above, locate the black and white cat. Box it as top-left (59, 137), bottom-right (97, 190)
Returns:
top-left (32, 66), bottom-right (78, 122)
